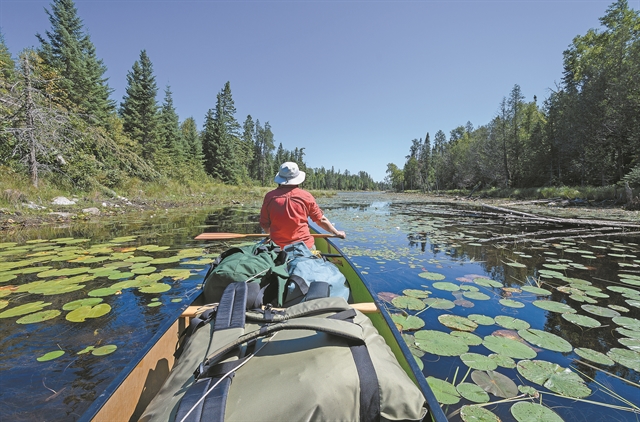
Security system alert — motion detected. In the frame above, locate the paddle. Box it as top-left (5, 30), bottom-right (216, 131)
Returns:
top-left (194, 232), bottom-right (337, 241)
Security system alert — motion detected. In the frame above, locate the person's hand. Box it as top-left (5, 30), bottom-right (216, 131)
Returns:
top-left (335, 230), bottom-right (346, 239)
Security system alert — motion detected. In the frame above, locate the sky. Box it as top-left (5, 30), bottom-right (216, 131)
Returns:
top-left (2, 0), bottom-right (637, 182)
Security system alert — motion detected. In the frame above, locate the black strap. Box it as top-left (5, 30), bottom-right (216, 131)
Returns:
top-left (305, 281), bottom-right (331, 301)
top-left (350, 344), bottom-right (381, 422)
top-left (174, 376), bottom-right (231, 422)
top-left (214, 283), bottom-right (247, 331)
top-left (328, 308), bottom-right (357, 321)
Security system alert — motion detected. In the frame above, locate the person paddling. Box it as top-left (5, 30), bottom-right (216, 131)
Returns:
top-left (260, 161), bottom-right (346, 249)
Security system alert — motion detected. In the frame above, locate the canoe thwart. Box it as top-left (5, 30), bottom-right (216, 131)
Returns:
top-left (180, 301), bottom-right (379, 319)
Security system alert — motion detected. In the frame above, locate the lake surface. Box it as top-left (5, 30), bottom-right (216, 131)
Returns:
top-left (1, 192), bottom-right (639, 421)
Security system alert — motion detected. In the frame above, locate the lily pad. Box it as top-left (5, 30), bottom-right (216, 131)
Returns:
top-left (0, 301), bottom-right (51, 318)
top-left (438, 314), bottom-right (478, 332)
top-left (392, 296), bottom-right (426, 311)
top-left (460, 405), bottom-right (500, 422)
top-left (473, 278), bottom-right (503, 288)
top-left (510, 402), bottom-right (563, 422)
top-left (581, 304), bottom-right (620, 318)
top-left (470, 370), bottom-right (518, 398)
top-left (607, 348), bottom-right (640, 371)
top-left (415, 330), bottom-right (469, 356)
top-left (612, 316), bottom-right (640, 331)
top-left (482, 335), bottom-right (537, 359)
top-left (456, 383), bottom-right (490, 404)
top-left (432, 282), bottom-right (460, 291)
top-left (468, 314), bottom-right (495, 326)
top-left (391, 314), bottom-right (425, 331)
top-left (462, 291), bottom-right (491, 301)
top-left (494, 316), bottom-right (530, 330)
top-left (402, 289), bottom-right (430, 298)
top-left (460, 353), bottom-right (498, 370)
top-left (423, 298), bottom-right (455, 309)
top-left (418, 271), bottom-right (446, 280)
top-left (574, 348), bottom-right (615, 365)
top-left (66, 304), bottom-right (111, 322)
top-left (92, 344), bottom-right (117, 356)
top-left (37, 350), bottom-right (65, 362)
top-left (518, 329), bottom-right (572, 353)
top-left (62, 298), bottom-right (104, 311)
top-left (561, 313), bottom-right (601, 328)
top-left (489, 353), bottom-right (516, 369)
top-left (450, 331), bottom-right (483, 346)
top-left (499, 299), bottom-right (525, 308)
top-left (426, 376), bottom-right (460, 405)
top-left (516, 360), bottom-right (591, 398)
top-left (88, 287), bottom-right (120, 297)
top-left (16, 310), bottom-right (61, 324)
top-left (532, 300), bottom-right (576, 314)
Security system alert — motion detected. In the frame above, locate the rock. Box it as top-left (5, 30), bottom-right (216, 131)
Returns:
top-left (23, 201), bottom-right (46, 210)
top-left (82, 207), bottom-right (100, 215)
top-left (51, 196), bottom-right (76, 206)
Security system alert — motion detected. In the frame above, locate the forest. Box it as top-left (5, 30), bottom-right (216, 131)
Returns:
top-left (0, 0), bottom-right (380, 194)
top-left (387, 0), bottom-right (640, 196)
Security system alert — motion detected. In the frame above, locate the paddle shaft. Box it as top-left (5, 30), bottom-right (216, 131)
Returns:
top-left (195, 232), bottom-right (337, 241)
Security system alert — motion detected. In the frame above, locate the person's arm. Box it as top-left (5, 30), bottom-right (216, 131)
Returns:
top-left (316, 215), bottom-right (346, 239)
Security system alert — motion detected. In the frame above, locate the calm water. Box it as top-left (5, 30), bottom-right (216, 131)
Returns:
top-left (0, 193), bottom-right (639, 421)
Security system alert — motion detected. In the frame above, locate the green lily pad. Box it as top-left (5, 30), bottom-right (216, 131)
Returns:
top-left (0, 273), bottom-right (17, 283)
top-left (473, 278), bottom-right (502, 288)
top-left (139, 283), bottom-right (171, 294)
top-left (37, 350), bottom-right (65, 362)
top-left (462, 291), bottom-right (491, 301)
top-left (92, 344), bottom-right (117, 356)
top-left (574, 348), bottom-right (615, 365)
top-left (607, 348), bottom-right (640, 371)
top-left (460, 405), bottom-right (500, 422)
top-left (148, 256), bottom-right (181, 265)
top-left (470, 370), bottom-right (518, 398)
top-left (561, 313), bottom-right (602, 328)
top-left (426, 376), bottom-right (460, 405)
top-left (518, 329), bottom-right (572, 353)
top-left (16, 310), bottom-right (61, 324)
top-left (438, 314), bottom-right (478, 332)
top-left (450, 331), bottom-right (483, 346)
top-left (617, 327), bottom-right (640, 338)
top-left (612, 316), bottom-right (640, 330)
top-left (516, 360), bottom-right (591, 398)
top-left (460, 353), bottom-right (498, 371)
top-left (159, 269), bottom-right (192, 280)
top-left (423, 298), bottom-right (456, 309)
top-left (468, 314), bottom-right (495, 325)
top-left (78, 346), bottom-right (95, 355)
top-left (131, 266), bottom-right (157, 275)
top-left (66, 304), bottom-right (111, 322)
top-left (499, 299), bottom-right (525, 308)
top-left (482, 335), bottom-right (537, 359)
top-left (415, 330), bottom-right (469, 356)
top-left (619, 337), bottom-right (640, 351)
top-left (456, 383), bottom-right (490, 404)
top-left (88, 287), bottom-right (121, 297)
top-left (505, 261), bottom-right (527, 268)
top-left (0, 301), bottom-right (51, 318)
top-left (581, 304), bottom-right (620, 318)
top-left (62, 298), bottom-right (104, 311)
top-left (418, 271), bottom-right (446, 280)
top-left (494, 316), bottom-right (530, 330)
top-left (432, 282), bottom-right (460, 291)
top-left (532, 300), bottom-right (576, 314)
top-left (510, 402), bottom-right (563, 422)
top-left (402, 289), bottom-right (430, 298)
top-left (392, 296), bottom-right (426, 311)
top-left (147, 302), bottom-right (163, 307)
top-left (489, 353), bottom-right (516, 369)
top-left (391, 314), bottom-right (425, 331)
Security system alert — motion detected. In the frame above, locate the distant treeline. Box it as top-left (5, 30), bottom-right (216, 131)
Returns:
top-left (387, 0), bottom-right (640, 193)
top-left (0, 0), bottom-right (380, 192)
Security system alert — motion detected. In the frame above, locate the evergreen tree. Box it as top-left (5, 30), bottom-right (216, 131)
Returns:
top-left (201, 109), bottom-right (216, 175)
top-left (181, 117), bottom-right (203, 168)
top-left (0, 33), bottom-right (16, 160)
top-left (158, 85), bottom-right (183, 162)
top-left (252, 120), bottom-right (275, 185)
top-left (120, 50), bottom-right (159, 160)
top-left (37, 0), bottom-right (113, 124)
top-left (239, 115), bottom-right (255, 179)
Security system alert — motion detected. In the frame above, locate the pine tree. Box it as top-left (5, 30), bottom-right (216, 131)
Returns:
top-left (181, 117), bottom-right (203, 168)
top-left (120, 50), bottom-right (159, 161)
top-left (0, 33), bottom-right (16, 159)
top-left (37, 0), bottom-right (113, 124)
top-left (158, 85), bottom-right (183, 162)
top-left (202, 108), bottom-right (216, 175)
top-left (239, 115), bottom-right (255, 180)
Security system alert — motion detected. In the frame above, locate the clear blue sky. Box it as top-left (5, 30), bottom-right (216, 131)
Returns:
top-left (2, 0), bottom-right (636, 182)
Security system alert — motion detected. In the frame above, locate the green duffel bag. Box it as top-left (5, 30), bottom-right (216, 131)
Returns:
top-left (140, 282), bottom-right (429, 422)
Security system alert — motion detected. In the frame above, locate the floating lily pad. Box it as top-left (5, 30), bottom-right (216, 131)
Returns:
top-left (450, 331), bottom-right (483, 346)
top-left (470, 370), bottom-right (518, 398)
top-left (460, 353), bottom-right (498, 371)
top-left (426, 377), bottom-right (460, 405)
top-left (0, 301), bottom-right (51, 318)
top-left (518, 329), bottom-right (572, 353)
top-left (402, 289), bottom-right (430, 298)
top-left (66, 304), bottom-right (111, 322)
top-left (432, 282), bottom-right (460, 291)
top-left (139, 283), bottom-right (171, 294)
top-left (561, 313), bottom-right (601, 328)
top-left (532, 300), bottom-right (576, 314)
top-left (418, 271), bottom-right (446, 280)
top-left (516, 360), bottom-right (591, 398)
top-left (473, 278), bottom-right (503, 288)
top-left (423, 298), bottom-right (456, 309)
top-left (16, 310), bottom-right (61, 324)
top-left (78, 346), bottom-right (95, 355)
top-left (573, 347), bottom-right (614, 366)
top-left (612, 316), bottom-right (640, 331)
top-left (392, 296), bottom-right (426, 311)
top-left (37, 350), bottom-right (65, 362)
top-left (489, 353), bottom-right (516, 369)
top-left (415, 330), bottom-right (469, 356)
top-left (438, 315), bottom-right (478, 332)
top-left (131, 266), bottom-right (157, 275)
top-left (462, 291), bottom-right (491, 301)
top-left (581, 304), bottom-right (620, 318)
top-left (460, 405), bottom-right (500, 422)
top-left (391, 314), bottom-right (425, 331)
top-left (63, 298), bottom-right (104, 311)
top-left (510, 402), bottom-right (563, 422)
top-left (607, 348), bottom-right (640, 371)
top-left (148, 256), bottom-right (181, 265)
top-left (494, 316), bottom-right (530, 330)
top-left (468, 314), bottom-right (495, 325)
top-left (617, 327), bottom-right (640, 338)
top-left (92, 345), bottom-right (117, 356)
top-left (521, 286), bottom-right (551, 296)
top-left (505, 261), bottom-right (527, 268)
top-left (482, 335), bottom-right (537, 359)
top-left (499, 299), bottom-right (525, 308)
top-left (159, 269), bottom-right (192, 280)
top-left (88, 287), bottom-right (120, 297)
top-left (456, 383), bottom-right (490, 404)
top-left (619, 337), bottom-right (640, 351)
top-left (147, 302), bottom-right (163, 307)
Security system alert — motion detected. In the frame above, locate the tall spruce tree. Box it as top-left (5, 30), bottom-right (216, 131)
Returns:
top-left (158, 85), bottom-right (183, 162)
top-left (181, 117), bottom-right (203, 168)
top-left (37, 0), bottom-right (113, 124)
top-left (120, 50), bottom-right (159, 161)
top-left (201, 109), bottom-right (216, 175)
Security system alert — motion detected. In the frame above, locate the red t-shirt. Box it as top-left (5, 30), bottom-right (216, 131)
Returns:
top-left (260, 186), bottom-right (324, 249)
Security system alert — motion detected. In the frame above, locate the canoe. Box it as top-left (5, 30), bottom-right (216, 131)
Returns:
top-left (82, 234), bottom-right (447, 422)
